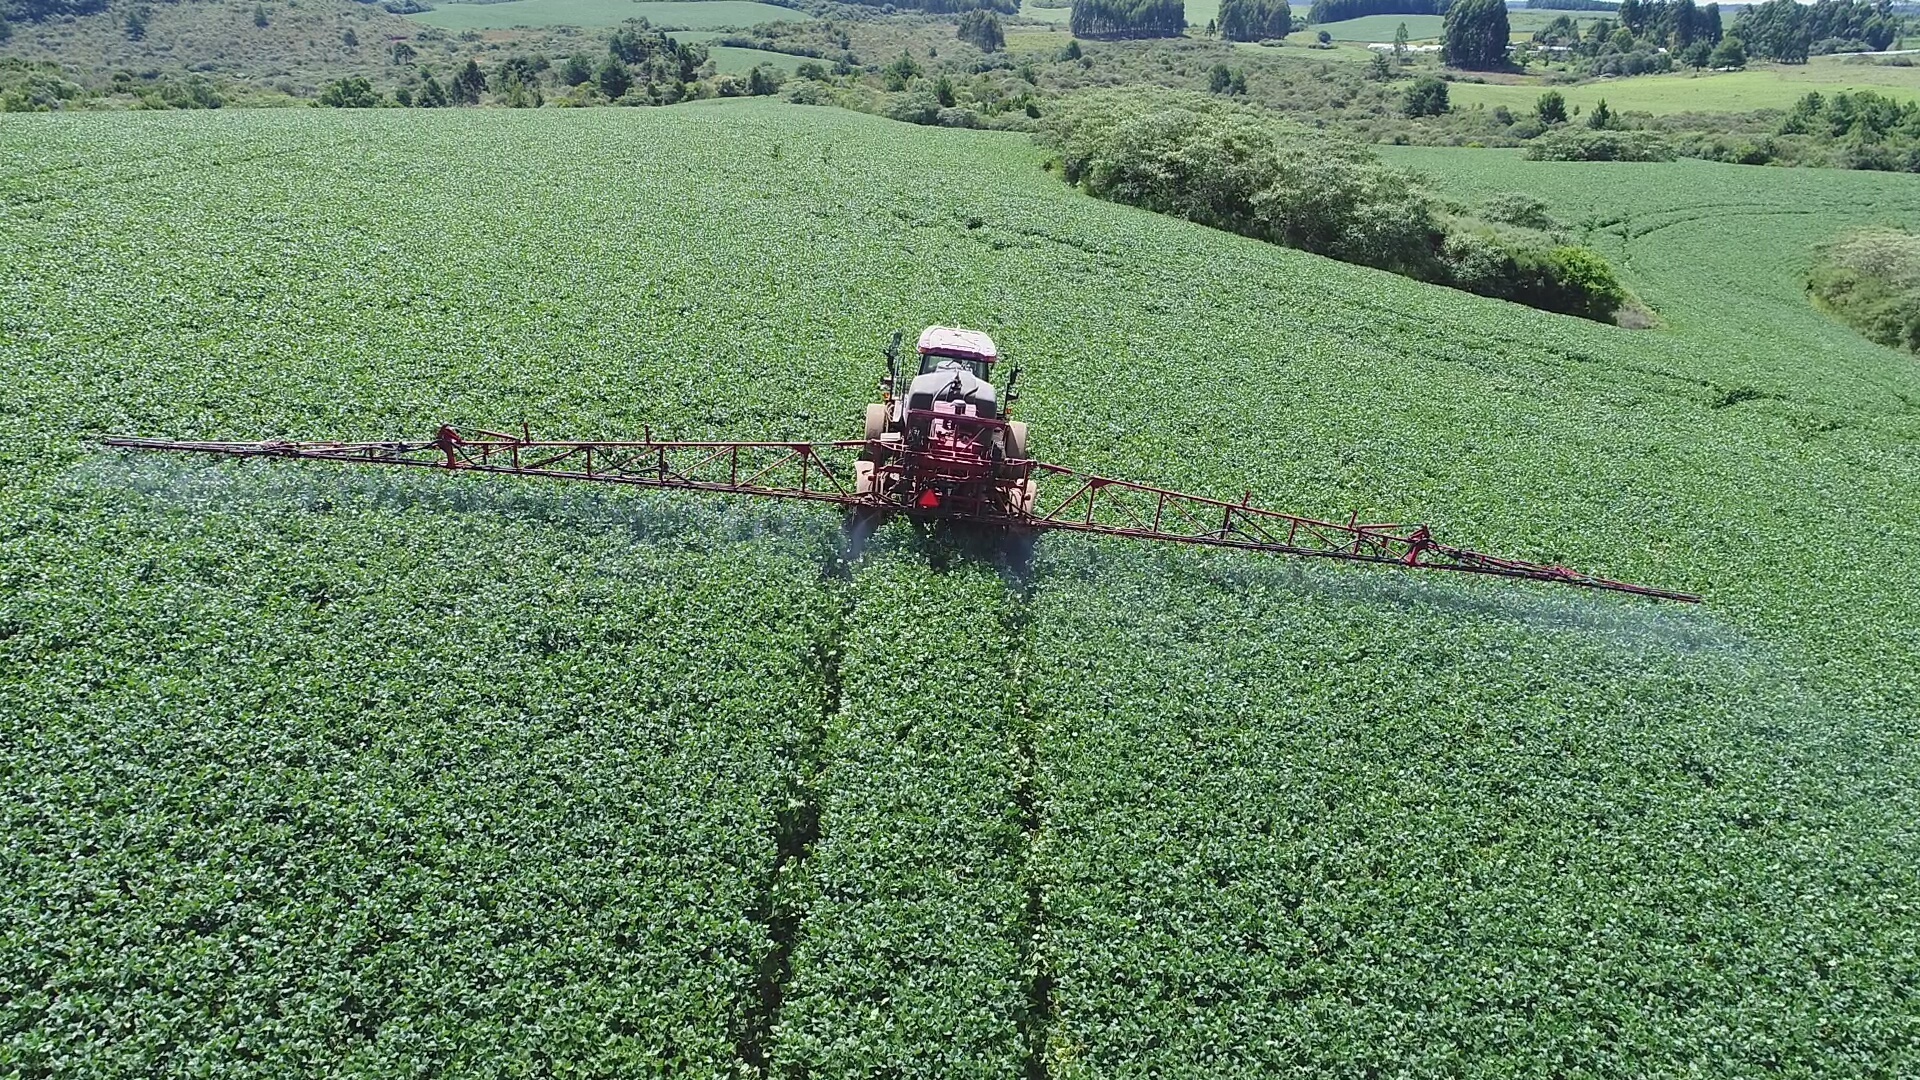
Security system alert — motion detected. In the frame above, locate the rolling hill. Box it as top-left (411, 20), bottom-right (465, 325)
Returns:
top-left (3, 100), bottom-right (1918, 1076)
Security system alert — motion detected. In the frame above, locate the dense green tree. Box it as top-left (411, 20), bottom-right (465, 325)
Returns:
top-left (1393, 20), bottom-right (1411, 61)
top-left (1069, 0), bottom-right (1185, 38)
top-left (1587, 96), bottom-right (1613, 128)
top-left (416, 73), bottom-right (448, 107)
top-left (560, 54), bottom-right (593, 85)
top-left (957, 9), bottom-right (1006, 50)
top-left (1709, 34), bottom-right (1746, 67)
top-left (318, 76), bottom-right (380, 108)
top-left (745, 64), bottom-right (779, 95)
top-left (1217, 0), bottom-right (1289, 42)
top-left (595, 55), bottom-right (630, 99)
top-left (1403, 74), bottom-right (1449, 116)
top-left (1443, 0), bottom-right (1511, 69)
top-left (391, 42), bottom-right (415, 65)
top-left (882, 51), bottom-right (922, 90)
top-left (1308, 0), bottom-right (1442, 20)
top-left (452, 59), bottom-right (486, 104)
top-left (1208, 61), bottom-right (1232, 92)
top-left (122, 5), bottom-right (147, 41)
top-left (934, 72), bottom-right (955, 105)
top-left (1683, 39), bottom-right (1712, 66)
top-left (1367, 50), bottom-right (1392, 78)
top-left (252, 3), bottom-right (267, 27)
top-left (1537, 89), bottom-right (1567, 123)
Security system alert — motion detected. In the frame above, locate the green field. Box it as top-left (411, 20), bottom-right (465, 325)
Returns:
top-left (1450, 57), bottom-right (1920, 114)
top-left (704, 44), bottom-right (799, 74)
top-left (407, 0), bottom-right (806, 31)
top-left (4, 102), bottom-right (1920, 1075)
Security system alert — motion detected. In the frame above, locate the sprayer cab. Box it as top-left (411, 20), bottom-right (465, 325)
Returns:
top-left (857, 326), bottom-right (1033, 517)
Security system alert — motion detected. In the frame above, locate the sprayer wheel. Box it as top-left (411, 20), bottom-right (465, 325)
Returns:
top-left (1005, 421), bottom-right (1028, 461)
top-left (864, 404), bottom-right (888, 442)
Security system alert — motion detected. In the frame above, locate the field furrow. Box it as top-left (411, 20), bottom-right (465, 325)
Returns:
top-left (771, 546), bottom-right (1032, 1078)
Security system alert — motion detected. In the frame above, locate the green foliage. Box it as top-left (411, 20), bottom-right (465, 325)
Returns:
top-left (1808, 227), bottom-right (1920, 351)
top-left (1732, 0), bottom-right (1896, 63)
top-left (771, 556), bottom-right (1029, 1076)
top-left (1045, 87), bottom-right (1634, 320)
top-left (1523, 127), bottom-right (1678, 159)
top-left (1216, 0), bottom-right (1291, 42)
top-left (1443, 0), bottom-right (1511, 69)
top-left (1403, 73), bottom-right (1450, 116)
top-left (595, 54), bottom-right (630, 99)
top-left (1069, 0), bottom-right (1186, 38)
top-left (1309, 0), bottom-right (1444, 22)
top-left (957, 9), bottom-right (1006, 51)
top-left (251, 2), bottom-right (267, 27)
top-left (318, 75), bottom-right (380, 107)
top-left (1587, 95), bottom-right (1614, 128)
top-left (1710, 33), bottom-right (1747, 67)
top-left (1537, 88), bottom-right (1568, 123)
top-left (452, 58), bottom-right (486, 104)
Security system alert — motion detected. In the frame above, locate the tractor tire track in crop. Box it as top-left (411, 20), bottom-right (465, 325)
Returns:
top-left (736, 563), bottom-right (844, 1075)
top-left (1003, 585), bottom-right (1055, 1080)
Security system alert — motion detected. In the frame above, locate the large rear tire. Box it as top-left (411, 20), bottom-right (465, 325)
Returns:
top-left (864, 403), bottom-right (888, 442)
top-left (1005, 421), bottom-right (1028, 461)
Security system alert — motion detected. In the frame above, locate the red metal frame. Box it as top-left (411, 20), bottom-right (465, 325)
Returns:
top-left (102, 425), bottom-right (1699, 603)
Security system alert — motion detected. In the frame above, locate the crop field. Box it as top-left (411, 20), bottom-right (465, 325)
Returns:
top-left (1287, 10), bottom-right (1601, 43)
top-left (1448, 57), bottom-right (1920, 114)
top-left (704, 45), bottom-right (801, 75)
top-left (406, 0), bottom-right (807, 31)
top-left (4, 103), bottom-right (1920, 1075)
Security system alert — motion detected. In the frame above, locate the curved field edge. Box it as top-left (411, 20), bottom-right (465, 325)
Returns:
top-left (0, 101), bottom-right (1916, 1073)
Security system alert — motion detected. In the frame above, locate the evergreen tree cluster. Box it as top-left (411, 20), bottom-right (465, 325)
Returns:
top-left (1307, 0), bottom-right (1445, 22)
top-left (1442, 0), bottom-right (1509, 69)
top-left (1069, 0), bottom-right (1186, 38)
top-left (1529, 4), bottom-right (1723, 75)
top-left (1616, 0), bottom-right (1725, 46)
top-left (1216, 0), bottom-right (1291, 41)
top-left (957, 9), bottom-right (1006, 50)
top-left (1731, 0), bottom-right (1899, 62)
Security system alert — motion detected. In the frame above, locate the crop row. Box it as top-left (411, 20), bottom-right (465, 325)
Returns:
top-left (0, 468), bottom-right (841, 1076)
top-left (770, 547), bottom-right (1033, 1077)
top-left (1024, 537), bottom-right (1920, 1077)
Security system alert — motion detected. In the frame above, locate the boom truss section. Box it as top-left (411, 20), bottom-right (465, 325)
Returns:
top-left (102, 427), bottom-right (1699, 603)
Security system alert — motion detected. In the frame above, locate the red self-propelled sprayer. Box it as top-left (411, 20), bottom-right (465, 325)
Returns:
top-left (104, 327), bottom-right (1699, 603)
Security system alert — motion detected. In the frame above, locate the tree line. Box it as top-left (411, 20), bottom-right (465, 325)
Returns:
top-left (1217, 0), bottom-right (1291, 41)
top-left (1307, 0), bottom-right (1446, 23)
top-left (1068, 0), bottom-right (1186, 38)
top-left (1730, 0), bottom-right (1900, 62)
top-left (1045, 89), bottom-right (1633, 323)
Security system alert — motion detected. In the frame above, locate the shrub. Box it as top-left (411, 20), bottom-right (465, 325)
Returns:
top-left (1403, 76), bottom-right (1449, 118)
top-left (1524, 129), bottom-right (1678, 161)
top-left (1809, 228), bottom-right (1920, 351)
top-left (318, 76), bottom-right (381, 108)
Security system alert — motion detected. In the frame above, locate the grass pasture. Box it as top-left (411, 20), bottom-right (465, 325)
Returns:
top-left (705, 44), bottom-right (800, 74)
top-left (1449, 57), bottom-right (1920, 115)
top-left (406, 0), bottom-right (807, 31)
top-left (3, 102), bottom-right (1920, 1076)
